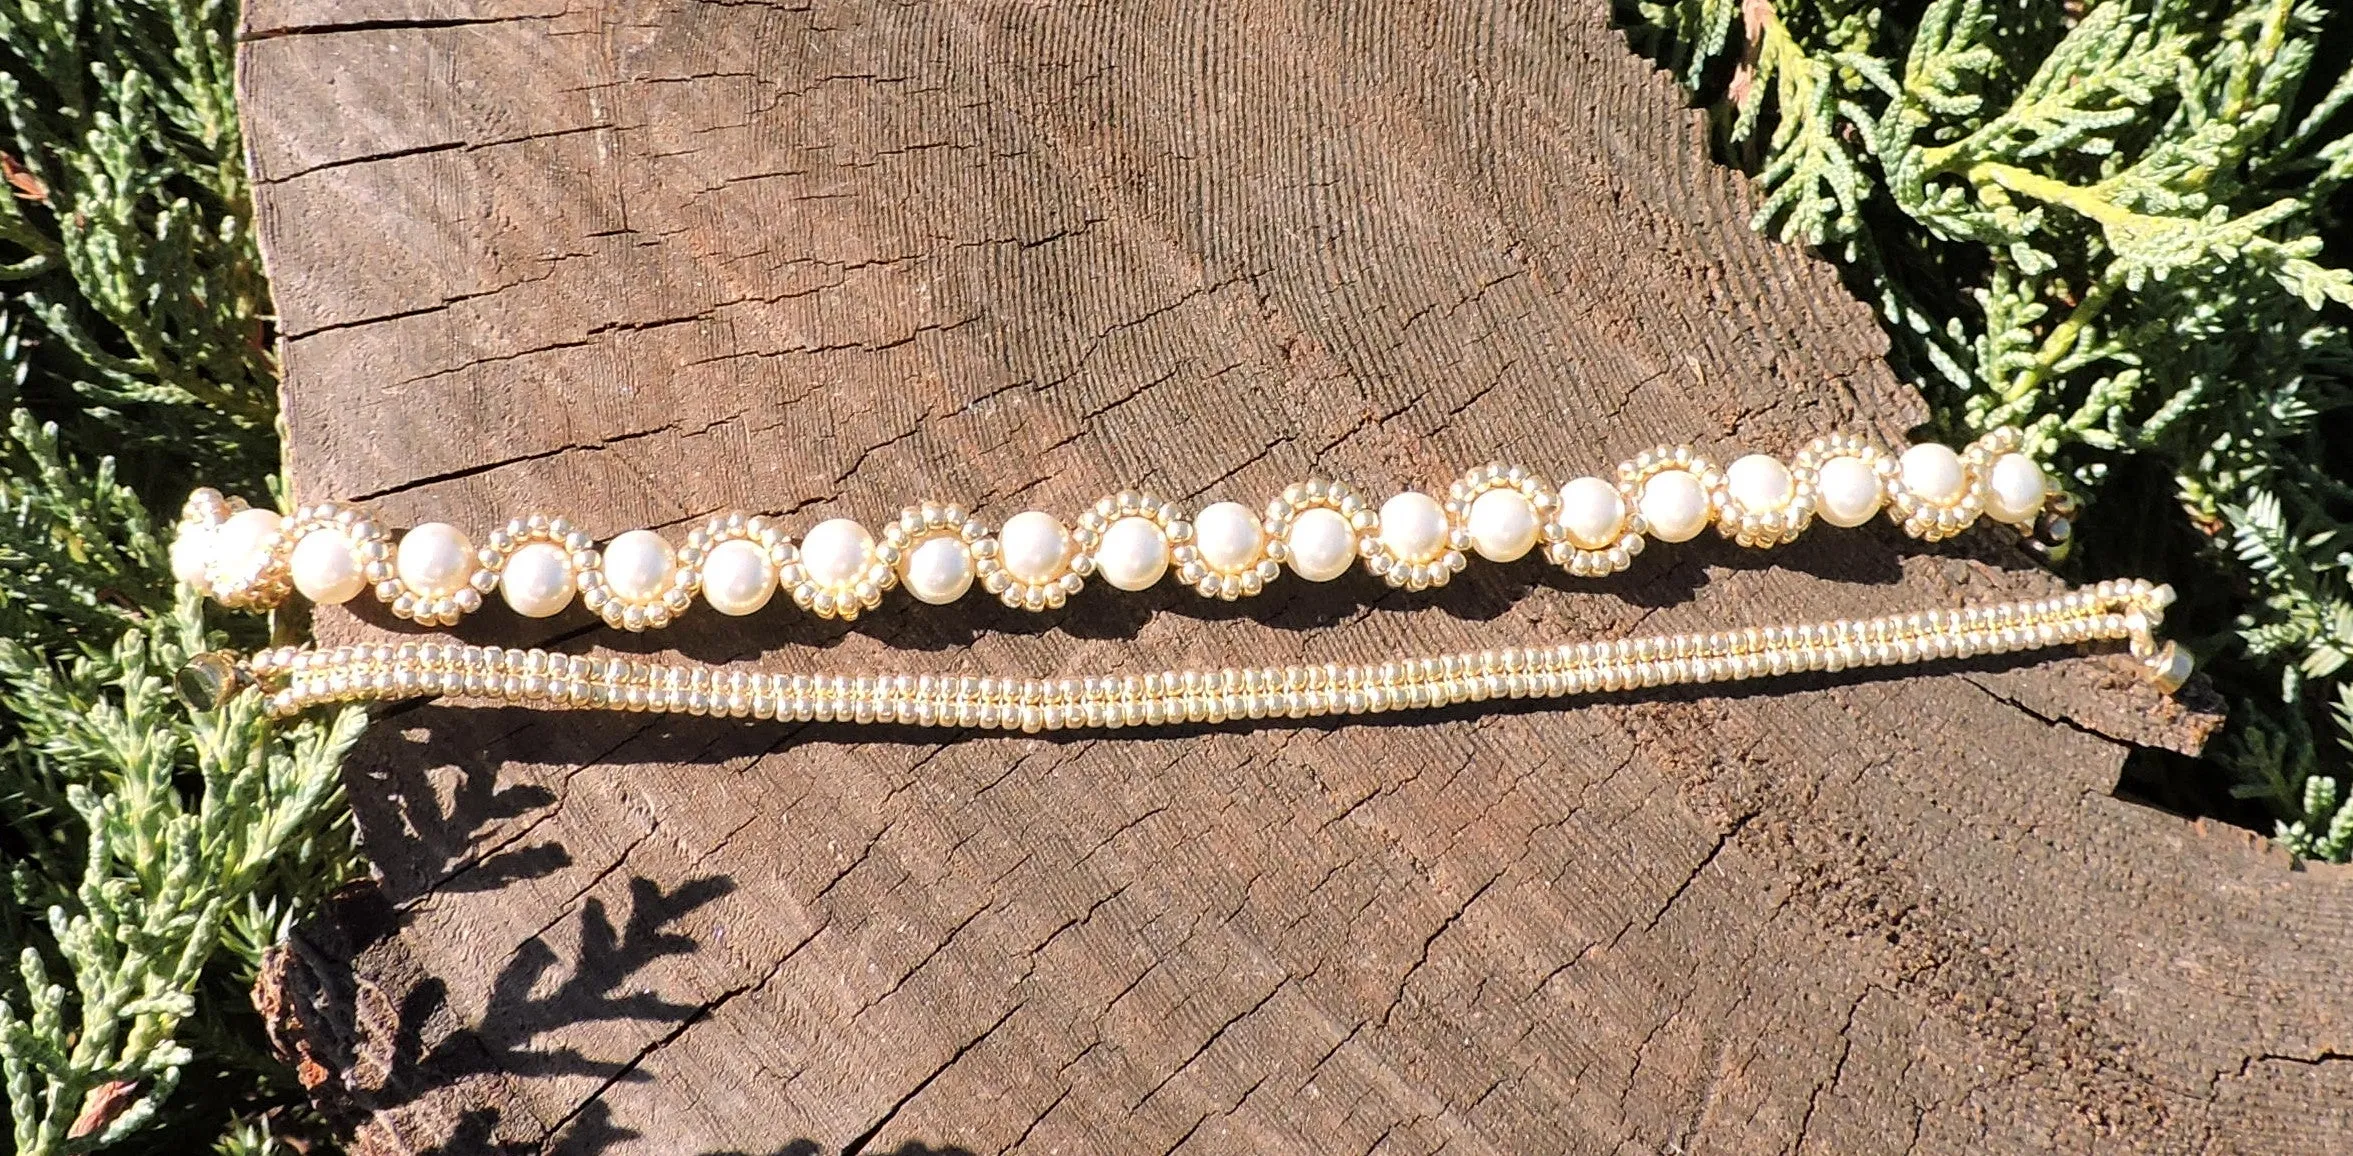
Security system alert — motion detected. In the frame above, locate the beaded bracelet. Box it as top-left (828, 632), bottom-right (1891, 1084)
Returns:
top-left (172, 426), bottom-right (2190, 725)
top-left (174, 427), bottom-right (2062, 630)
top-left (199, 580), bottom-right (2183, 724)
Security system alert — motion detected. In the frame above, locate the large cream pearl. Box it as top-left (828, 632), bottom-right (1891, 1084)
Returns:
top-left (1558, 477), bottom-right (1626, 550)
top-left (999, 511), bottom-right (1070, 584)
top-left (1985, 453), bottom-right (2047, 525)
top-left (1467, 489), bottom-right (1538, 562)
top-left (1638, 469), bottom-right (1710, 543)
top-left (1378, 491), bottom-right (1448, 563)
top-left (1194, 502), bottom-right (1265, 573)
top-left (1899, 443), bottom-right (1967, 505)
top-left (396, 522), bottom-right (473, 597)
top-left (214, 508), bottom-right (284, 574)
top-left (799, 518), bottom-right (873, 587)
top-left (169, 525), bottom-right (215, 588)
top-left (500, 541), bottom-right (575, 618)
top-left (1285, 507), bottom-right (1356, 582)
top-left (601, 529), bottom-right (676, 602)
top-left (1095, 516), bottom-right (1169, 591)
top-left (1724, 454), bottom-right (1794, 513)
top-left (290, 529), bottom-right (365, 604)
top-left (1815, 457), bottom-right (1883, 527)
top-left (901, 536), bottom-right (974, 604)
top-left (701, 538), bottom-right (776, 615)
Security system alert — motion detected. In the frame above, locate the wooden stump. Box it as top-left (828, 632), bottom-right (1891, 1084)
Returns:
top-left (237, 2), bottom-right (2349, 1153)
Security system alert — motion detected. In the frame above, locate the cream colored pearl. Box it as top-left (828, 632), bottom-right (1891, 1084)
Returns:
top-left (1815, 456), bottom-right (1883, 527)
top-left (1286, 507), bottom-right (1356, 582)
top-left (1467, 489), bottom-right (1538, 562)
top-left (214, 508), bottom-right (284, 575)
top-left (1378, 491), bottom-right (1448, 563)
top-left (902, 536), bottom-right (974, 604)
top-left (1559, 477), bottom-right (1627, 550)
top-left (999, 511), bottom-right (1070, 584)
top-left (1194, 502), bottom-right (1265, 573)
top-left (1986, 453), bottom-right (2046, 524)
top-left (500, 541), bottom-right (575, 618)
top-left (1899, 443), bottom-right (1966, 505)
top-left (397, 522), bottom-right (473, 597)
top-left (1095, 516), bottom-right (1169, 591)
top-left (799, 518), bottom-right (873, 588)
top-left (1725, 454), bottom-right (1793, 513)
top-left (170, 524), bottom-right (215, 588)
top-left (602, 529), bottom-right (676, 602)
top-left (701, 539), bottom-right (776, 615)
top-left (1638, 469), bottom-right (1709, 543)
top-left (290, 529), bottom-right (365, 604)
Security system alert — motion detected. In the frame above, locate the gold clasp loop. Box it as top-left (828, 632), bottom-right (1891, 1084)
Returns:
top-left (174, 651), bottom-right (257, 711)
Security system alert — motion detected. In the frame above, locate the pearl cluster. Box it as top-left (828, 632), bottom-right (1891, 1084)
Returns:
top-left (171, 489), bottom-right (294, 611)
top-left (241, 580), bottom-right (2187, 722)
top-left (175, 427), bottom-right (2055, 630)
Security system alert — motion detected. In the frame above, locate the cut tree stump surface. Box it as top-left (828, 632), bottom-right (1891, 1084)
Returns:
top-left (237, 3), bottom-right (2348, 1153)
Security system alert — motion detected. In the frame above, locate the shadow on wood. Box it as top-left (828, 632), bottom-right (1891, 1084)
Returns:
top-left (266, 882), bottom-right (986, 1155)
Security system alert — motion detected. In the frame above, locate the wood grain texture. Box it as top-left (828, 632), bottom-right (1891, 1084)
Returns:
top-left (236, 2), bottom-right (2349, 1153)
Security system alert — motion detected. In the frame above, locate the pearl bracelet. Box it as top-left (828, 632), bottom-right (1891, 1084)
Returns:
top-left (173, 427), bottom-right (2060, 630)
top-left (189, 580), bottom-right (2187, 722)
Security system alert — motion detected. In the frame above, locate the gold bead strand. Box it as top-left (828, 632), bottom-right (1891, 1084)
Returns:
top-left (248, 583), bottom-right (2185, 723)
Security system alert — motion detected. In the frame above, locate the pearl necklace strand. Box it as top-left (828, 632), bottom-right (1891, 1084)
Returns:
top-left (169, 425), bottom-right (2192, 724)
top-left (175, 427), bottom-right (2063, 631)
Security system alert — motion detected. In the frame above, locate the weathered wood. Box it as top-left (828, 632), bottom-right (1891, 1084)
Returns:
top-left (237, 2), bottom-right (2349, 1153)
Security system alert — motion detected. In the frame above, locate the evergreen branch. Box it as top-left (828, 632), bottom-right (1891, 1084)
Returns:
top-left (1, 1), bottom-right (363, 1148)
top-left (1629, 0), bottom-right (2353, 859)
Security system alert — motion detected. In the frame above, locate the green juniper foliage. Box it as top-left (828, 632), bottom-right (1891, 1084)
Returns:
top-left (0, 0), bottom-right (277, 490)
top-left (0, 0), bottom-right (365, 1152)
top-left (1626, 0), bottom-right (2353, 859)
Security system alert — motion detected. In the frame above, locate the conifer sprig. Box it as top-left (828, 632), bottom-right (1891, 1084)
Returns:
top-left (0, 0), bottom-right (366, 1151)
top-left (1630, 0), bottom-right (2353, 859)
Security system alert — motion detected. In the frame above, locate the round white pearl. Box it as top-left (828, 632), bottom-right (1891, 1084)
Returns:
top-left (799, 518), bottom-right (874, 588)
top-left (1724, 454), bottom-right (1794, 513)
top-left (1467, 489), bottom-right (1538, 562)
top-left (1815, 456), bottom-right (1883, 527)
top-left (290, 529), bottom-right (365, 605)
top-left (901, 536), bottom-right (975, 604)
top-left (1378, 491), bottom-right (1448, 563)
top-left (999, 511), bottom-right (1070, 584)
top-left (1638, 469), bottom-right (1710, 543)
top-left (1899, 443), bottom-right (1967, 505)
top-left (601, 529), bottom-right (676, 602)
top-left (1095, 516), bottom-right (1169, 591)
top-left (170, 524), bottom-right (215, 588)
top-left (1194, 501), bottom-right (1265, 573)
top-left (1985, 453), bottom-right (2047, 524)
top-left (1558, 477), bottom-right (1627, 550)
top-left (214, 508), bottom-right (284, 574)
top-left (396, 522), bottom-right (473, 597)
top-left (1285, 507), bottom-right (1356, 582)
top-left (500, 541), bottom-right (575, 618)
top-left (701, 538), bottom-right (776, 616)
